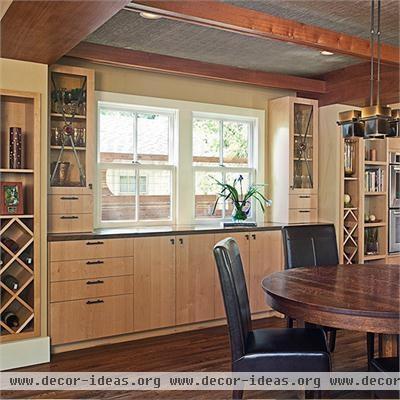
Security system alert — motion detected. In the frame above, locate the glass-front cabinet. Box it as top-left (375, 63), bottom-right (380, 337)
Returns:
top-left (48, 65), bottom-right (94, 234)
top-left (269, 96), bottom-right (318, 223)
top-left (291, 99), bottom-right (318, 194)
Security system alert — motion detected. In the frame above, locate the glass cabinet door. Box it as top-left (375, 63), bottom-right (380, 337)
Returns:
top-left (292, 102), bottom-right (315, 190)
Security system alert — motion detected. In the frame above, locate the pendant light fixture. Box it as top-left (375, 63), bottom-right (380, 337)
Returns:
top-left (360, 0), bottom-right (391, 138)
top-left (338, 0), bottom-right (398, 138)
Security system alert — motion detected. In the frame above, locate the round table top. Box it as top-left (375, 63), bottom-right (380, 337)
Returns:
top-left (262, 264), bottom-right (400, 334)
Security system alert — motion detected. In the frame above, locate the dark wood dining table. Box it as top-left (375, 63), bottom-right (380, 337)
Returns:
top-left (262, 264), bottom-right (400, 355)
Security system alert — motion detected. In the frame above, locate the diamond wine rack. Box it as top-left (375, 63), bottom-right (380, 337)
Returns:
top-left (0, 217), bottom-right (35, 335)
top-left (343, 208), bottom-right (359, 264)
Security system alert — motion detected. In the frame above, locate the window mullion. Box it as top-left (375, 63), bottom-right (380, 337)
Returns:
top-left (219, 119), bottom-right (224, 166)
top-left (133, 112), bottom-right (138, 163)
top-left (135, 168), bottom-right (139, 221)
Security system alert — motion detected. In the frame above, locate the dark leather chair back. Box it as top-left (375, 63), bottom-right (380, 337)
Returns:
top-left (213, 238), bottom-right (252, 361)
top-left (282, 224), bottom-right (339, 269)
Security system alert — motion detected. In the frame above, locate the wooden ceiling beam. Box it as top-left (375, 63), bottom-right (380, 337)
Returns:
top-left (298, 62), bottom-right (400, 107)
top-left (0, 0), bottom-right (132, 64)
top-left (67, 42), bottom-right (326, 93)
top-left (129, 0), bottom-right (400, 65)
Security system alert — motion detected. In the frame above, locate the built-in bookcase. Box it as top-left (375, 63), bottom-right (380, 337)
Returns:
top-left (362, 139), bottom-right (388, 263)
top-left (0, 89), bottom-right (41, 342)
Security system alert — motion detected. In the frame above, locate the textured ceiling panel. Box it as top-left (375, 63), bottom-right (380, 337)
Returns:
top-left (86, 10), bottom-right (361, 77)
top-left (223, 0), bottom-right (400, 46)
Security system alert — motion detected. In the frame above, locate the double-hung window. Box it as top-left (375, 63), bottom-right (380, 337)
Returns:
top-left (97, 102), bottom-right (175, 225)
top-left (193, 114), bottom-right (256, 220)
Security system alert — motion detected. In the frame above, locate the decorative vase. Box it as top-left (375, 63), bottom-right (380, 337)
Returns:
top-left (9, 127), bottom-right (23, 169)
top-left (344, 140), bottom-right (355, 176)
top-left (231, 202), bottom-right (251, 222)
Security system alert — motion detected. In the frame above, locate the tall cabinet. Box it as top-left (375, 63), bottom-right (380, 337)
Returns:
top-left (48, 65), bottom-right (94, 234)
top-left (269, 97), bottom-right (319, 223)
top-left (0, 89), bottom-right (41, 342)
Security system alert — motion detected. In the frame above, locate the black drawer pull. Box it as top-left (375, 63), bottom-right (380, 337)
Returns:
top-left (60, 196), bottom-right (79, 200)
top-left (299, 210), bottom-right (311, 213)
top-left (299, 195), bottom-right (311, 199)
top-left (60, 215), bottom-right (78, 219)
top-left (86, 241), bottom-right (104, 246)
top-left (86, 260), bottom-right (104, 265)
top-left (86, 299), bottom-right (104, 305)
top-left (86, 280), bottom-right (104, 285)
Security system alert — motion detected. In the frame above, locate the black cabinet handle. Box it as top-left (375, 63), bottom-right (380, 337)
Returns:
top-left (299, 210), bottom-right (311, 213)
top-left (60, 215), bottom-right (78, 219)
top-left (86, 241), bottom-right (104, 246)
top-left (60, 196), bottom-right (79, 200)
top-left (86, 299), bottom-right (104, 305)
top-left (299, 195), bottom-right (311, 199)
top-left (251, 234), bottom-right (256, 240)
top-left (245, 234), bottom-right (250, 240)
top-left (179, 238), bottom-right (183, 245)
top-left (86, 260), bottom-right (104, 265)
top-left (170, 238), bottom-right (175, 245)
top-left (86, 280), bottom-right (104, 285)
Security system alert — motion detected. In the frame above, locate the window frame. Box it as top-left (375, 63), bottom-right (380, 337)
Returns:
top-left (192, 112), bottom-right (257, 223)
top-left (96, 100), bottom-right (177, 227)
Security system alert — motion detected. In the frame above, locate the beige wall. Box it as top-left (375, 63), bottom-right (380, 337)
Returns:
top-left (60, 57), bottom-right (294, 110)
top-left (0, 57), bottom-right (49, 369)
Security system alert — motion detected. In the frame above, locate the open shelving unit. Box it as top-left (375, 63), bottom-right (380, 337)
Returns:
top-left (362, 139), bottom-right (388, 263)
top-left (340, 137), bottom-right (363, 264)
top-left (0, 88), bottom-right (41, 342)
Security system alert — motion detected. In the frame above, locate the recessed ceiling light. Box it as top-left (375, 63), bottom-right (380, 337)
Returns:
top-left (320, 50), bottom-right (334, 56)
top-left (139, 11), bottom-right (162, 20)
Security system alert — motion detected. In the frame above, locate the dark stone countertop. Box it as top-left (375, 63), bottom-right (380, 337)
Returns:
top-left (47, 221), bottom-right (332, 242)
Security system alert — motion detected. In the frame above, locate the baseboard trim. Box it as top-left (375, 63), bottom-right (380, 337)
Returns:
top-left (52, 311), bottom-right (280, 354)
top-left (0, 336), bottom-right (50, 371)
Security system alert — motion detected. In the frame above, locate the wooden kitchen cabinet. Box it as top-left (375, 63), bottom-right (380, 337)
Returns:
top-left (214, 232), bottom-right (251, 319)
top-left (249, 231), bottom-right (283, 313)
top-left (134, 236), bottom-right (176, 331)
top-left (176, 234), bottom-right (216, 325)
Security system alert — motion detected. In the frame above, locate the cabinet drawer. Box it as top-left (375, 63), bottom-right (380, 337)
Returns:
top-left (50, 257), bottom-right (134, 282)
top-left (48, 194), bottom-right (93, 214)
top-left (289, 208), bottom-right (318, 223)
top-left (48, 214), bottom-right (92, 234)
top-left (50, 238), bottom-right (134, 261)
top-left (289, 194), bottom-right (317, 209)
top-left (50, 294), bottom-right (134, 345)
top-left (50, 276), bottom-right (134, 302)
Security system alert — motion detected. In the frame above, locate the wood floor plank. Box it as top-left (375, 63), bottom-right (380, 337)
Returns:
top-left (4, 318), bottom-right (376, 399)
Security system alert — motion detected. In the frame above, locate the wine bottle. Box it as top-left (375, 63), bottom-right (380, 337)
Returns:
top-left (2, 311), bottom-right (19, 328)
top-left (2, 275), bottom-right (19, 291)
top-left (19, 251), bottom-right (33, 266)
top-left (1, 237), bottom-right (19, 253)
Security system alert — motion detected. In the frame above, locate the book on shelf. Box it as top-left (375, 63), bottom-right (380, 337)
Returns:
top-left (364, 168), bottom-right (385, 192)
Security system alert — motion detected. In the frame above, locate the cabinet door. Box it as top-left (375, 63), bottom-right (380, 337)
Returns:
top-left (290, 98), bottom-right (318, 194)
top-left (249, 231), bottom-right (283, 313)
top-left (134, 236), bottom-right (176, 331)
top-left (176, 234), bottom-right (215, 325)
top-left (214, 232), bottom-right (251, 319)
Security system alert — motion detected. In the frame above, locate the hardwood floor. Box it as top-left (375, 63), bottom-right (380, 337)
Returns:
top-left (4, 318), bottom-right (375, 399)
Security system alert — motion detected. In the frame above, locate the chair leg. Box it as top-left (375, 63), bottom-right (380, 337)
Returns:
top-left (287, 317), bottom-right (294, 328)
top-left (232, 389), bottom-right (244, 399)
top-left (367, 332), bottom-right (375, 370)
top-left (328, 330), bottom-right (337, 353)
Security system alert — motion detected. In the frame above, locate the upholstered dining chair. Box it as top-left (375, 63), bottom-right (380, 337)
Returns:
top-left (281, 224), bottom-right (340, 352)
top-left (213, 237), bottom-right (331, 400)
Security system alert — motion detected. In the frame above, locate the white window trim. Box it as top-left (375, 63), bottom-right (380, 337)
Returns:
top-left (192, 113), bottom-right (257, 223)
top-left (96, 98), bottom-right (177, 228)
top-left (95, 91), bottom-right (265, 228)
